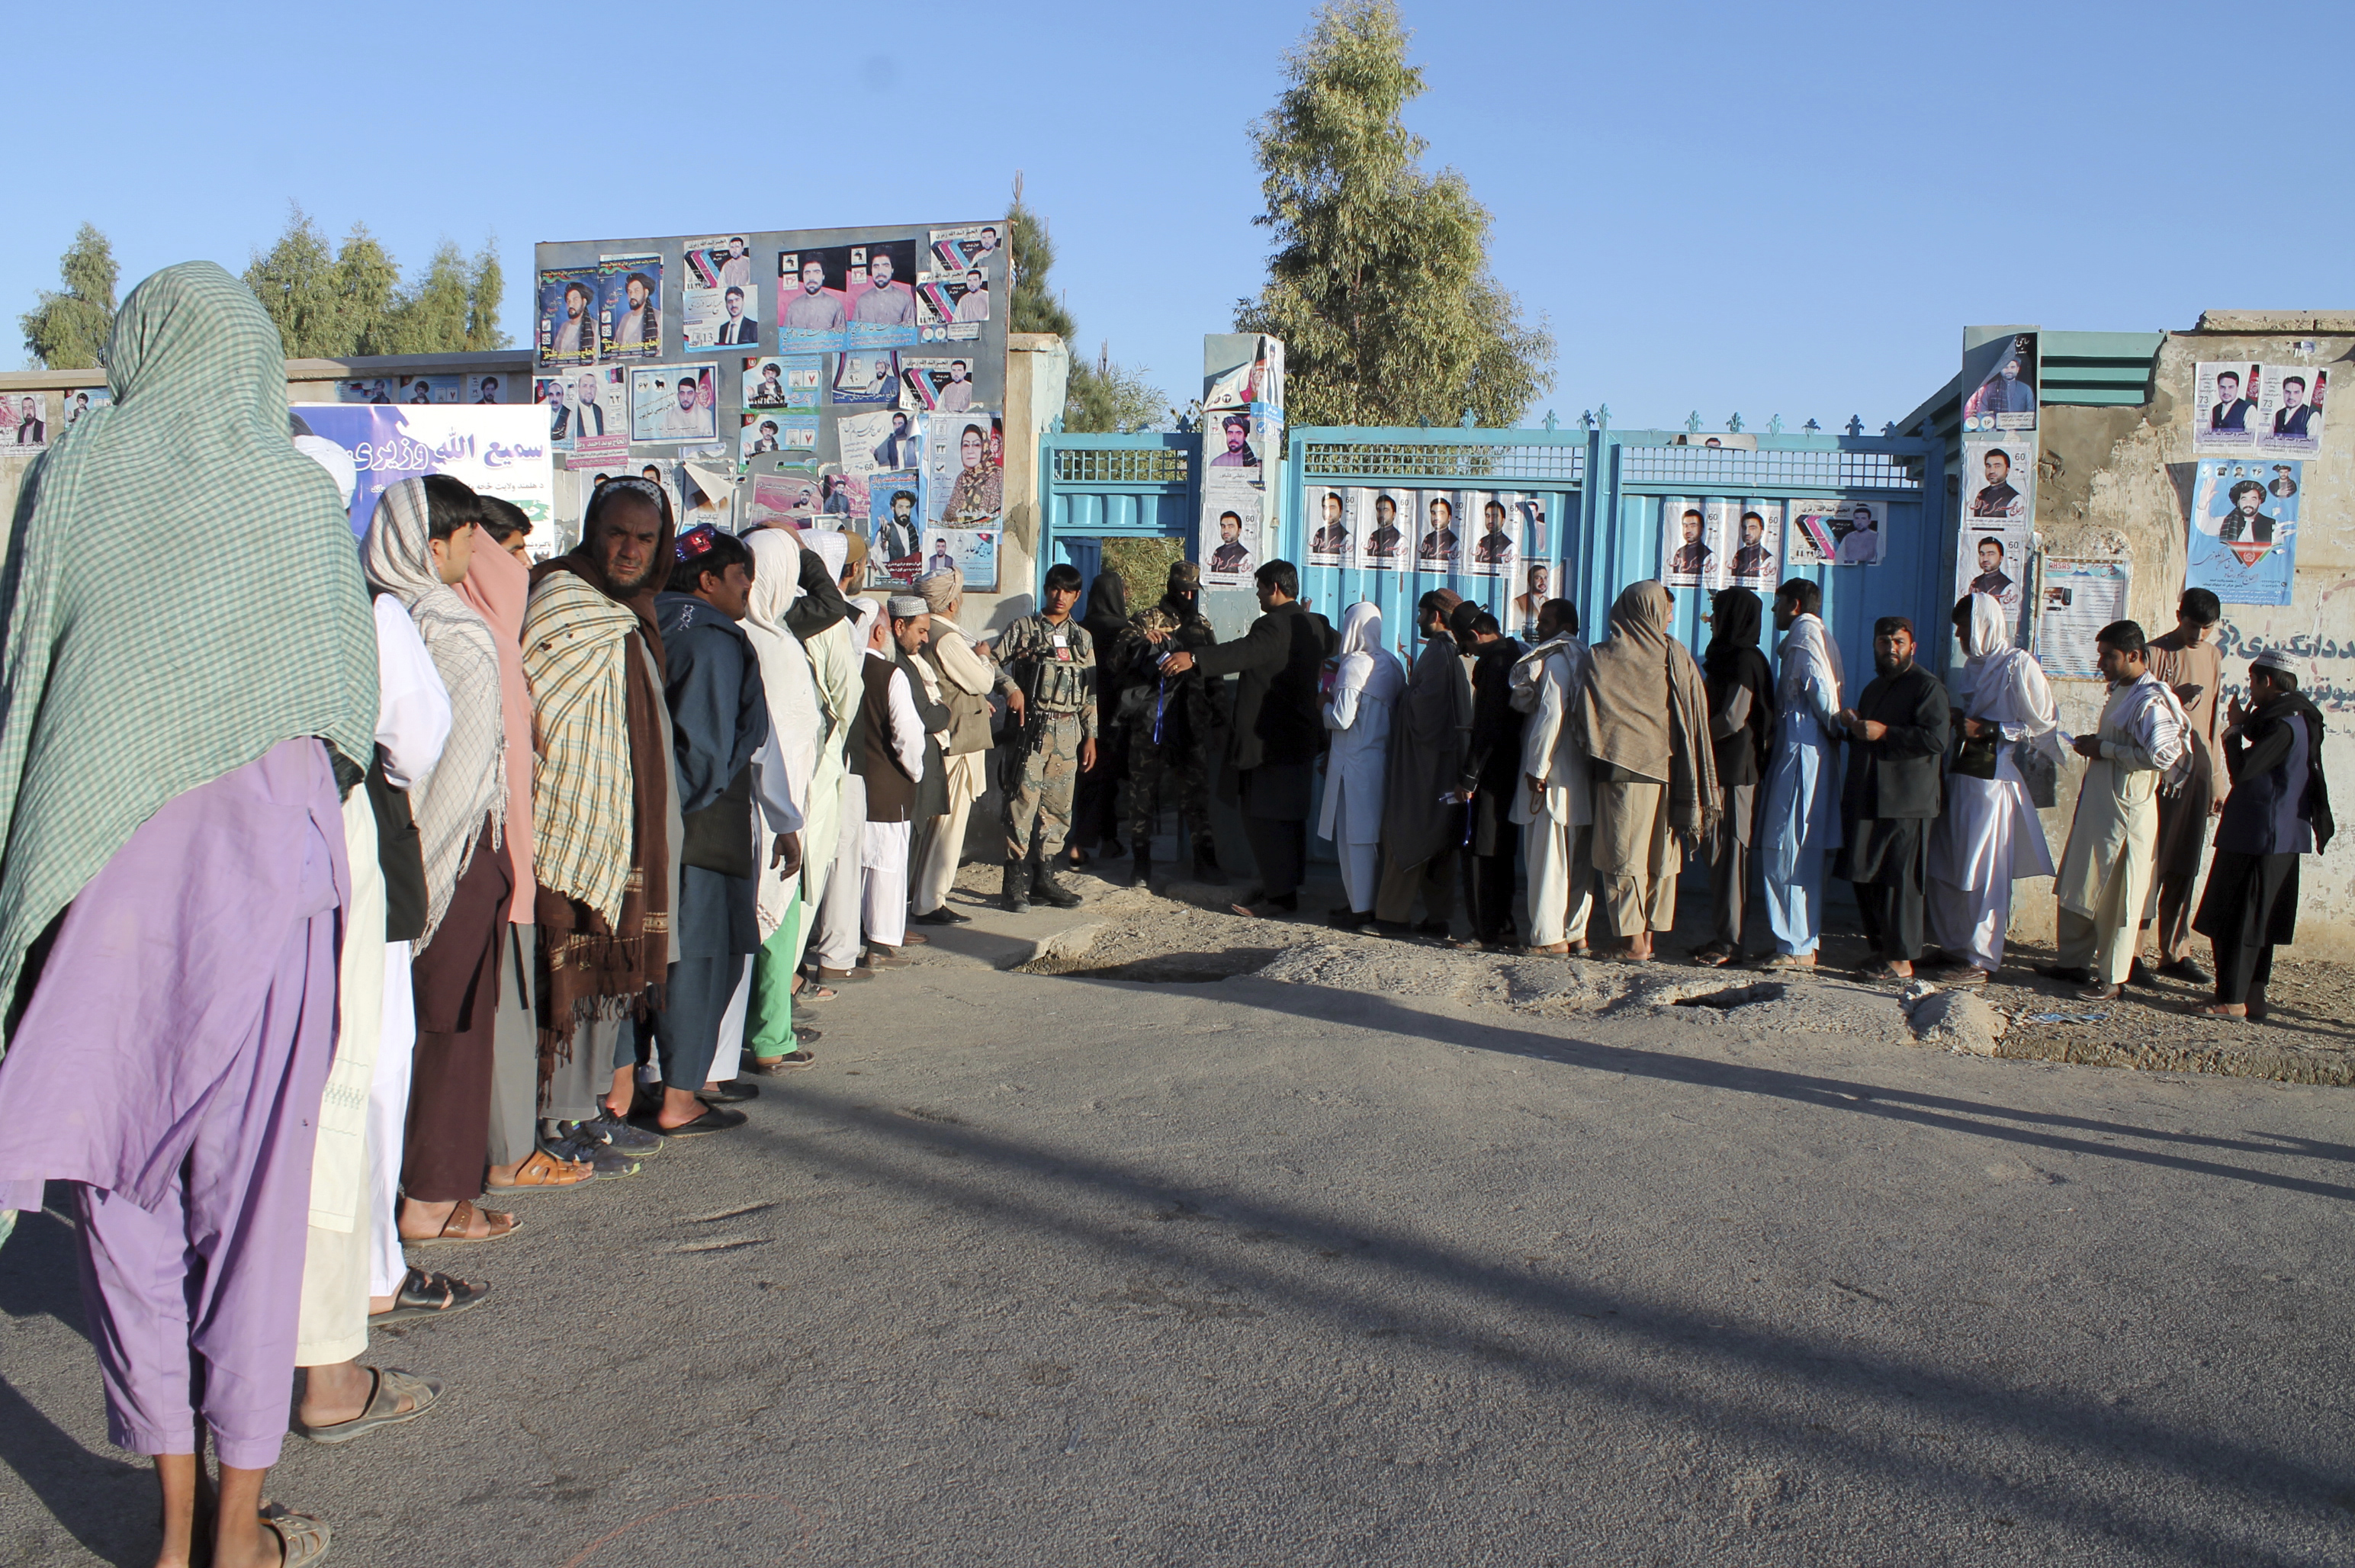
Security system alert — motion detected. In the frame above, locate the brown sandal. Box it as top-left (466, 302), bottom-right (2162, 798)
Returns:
top-left (259, 1504), bottom-right (333, 1566)
top-left (2184, 1001), bottom-right (2248, 1019)
top-left (400, 1199), bottom-right (519, 1246)
top-left (485, 1149), bottom-right (593, 1192)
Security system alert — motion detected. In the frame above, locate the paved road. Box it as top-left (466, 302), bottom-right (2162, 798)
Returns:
top-left (4, 942), bottom-right (2353, 1566)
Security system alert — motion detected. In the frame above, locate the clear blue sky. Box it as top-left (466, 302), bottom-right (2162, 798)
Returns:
top-left (11, 2), bottom-right (2349, 432)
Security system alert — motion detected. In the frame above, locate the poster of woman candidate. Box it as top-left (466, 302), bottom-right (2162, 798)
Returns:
top-left (2188, 458), bottom-right (2300, 606)
top-left (927, 411), bottom-right (1003, 528)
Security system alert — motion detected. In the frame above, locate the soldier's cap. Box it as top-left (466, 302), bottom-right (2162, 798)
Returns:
top-left (1168, 559), bottom-right (1201, 591)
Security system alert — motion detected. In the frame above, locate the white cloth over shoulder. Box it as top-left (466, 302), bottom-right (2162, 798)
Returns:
top-left (373, 595), bottom-right (451, 790)
top-left (1931, 593), bottom-right (2060, 892)
top-left (1510, 632), bottom-right (1592, 829)
top-left (1760, 612), bottom-right (1844, 878)
top-left (1319, 603), bottom-right (1402, 844)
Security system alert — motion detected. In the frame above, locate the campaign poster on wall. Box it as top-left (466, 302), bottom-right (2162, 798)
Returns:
top-left (598, 253), bottom-right (663, 363)
top-left (1199, 480), bottom-right (1263, 588)
top-left (1955, 522), bottom-right (2030, 621)
top-left (1361, 489), bottom-right (1407, 571)
top-left (2034, 559), bottom-right (2131, 680)
top-left (1306, 484), bottom-right (1353, 567)
top-left (1, 391), bottom-right (48, 450)
top-left (535, 263), bottom-right (605, 365)
top-left (536, 365), bottom-right (627, 449)
top-left (2193, 361), bottom-right (2263, 455)
top-left (289, 403), bottom-right (557, 557)
top-left (1506, 554), bottom-right (1557, 638)
top-left (867, 476), bottom-right (927, 582)
top-left (680, 236), bottom-right (760, 353)
top-left (2188, 458), bottom-right (2300, 606)
top-left (1413, 490), bottom-right (1463, 570)
top-left (923, 410), bottom-right (998, 527)
top-left (1661, 497), bottom-right (1711, 587)
top-left (1961, 435), bottom-right (2032, 531)
top-left (1729, 500), bottom-right (1778, 588)
top-left (629, 364), bottom-right (717, 444)
top-left (1959, 332), bottom-right (2039, 434)
top-left (2257, 366), bottom-right (2326, 455)
top-left (1790, 499), bottom-right (1887, 567)
top-left (1462, 491), bottom-right (1521, 580)
top-left (920, 526), bottom-right (996, 590)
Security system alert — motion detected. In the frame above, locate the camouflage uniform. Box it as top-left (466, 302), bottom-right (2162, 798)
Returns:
top-left (996, 612), bottom-right (1097, 861)
top-left (1112, 590), bottom-right (1226, 853)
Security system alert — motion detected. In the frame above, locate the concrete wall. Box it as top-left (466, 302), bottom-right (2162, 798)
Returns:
top-left (2019, 313), bottom-right (2353, 959)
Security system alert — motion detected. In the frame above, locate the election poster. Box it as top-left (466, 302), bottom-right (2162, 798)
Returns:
top-left (1962, 435), bottom-right (2033, 528)
top-left (746, 469), bottom-right (822, 529)
top-left (1462, 491), bottom-right (1521, 580)
top-left (288, 403), bottom-right (556, 557)
top-left (926, 410), bottom-right (1001, 528)
top-left (1791, 499), bottom-right (1887, 567)
top-left (831, 349), bottom-right (900, 407)
top-left (2033, 558), bottom-right (2130, 680)
top-left (2257, 365), bottom-right (2327, 457)
top-left (920, 526), bottom-right (998, 591)
top-left (1200, 478), bottom-right (1262, 588)
top-left (1958, 331), bottom-right (2039, 434)
top-left (1, 392), bottom-right (47, 450)
top-left (599, 253), bottom-right (663, 362)
top-left (738, 409), bottom-right (816, 460)
top-left (844, 406), bottom-right (926, 480)
top-left (1506, 556), bottom-right (1556, 639)
top-left (1729, 500), bottom-right (1778, 587)
top-left (1306, 485), bottom-right (1353, 566)
top-left (629, 364), bottom-right (717, 444)
top-left (2189, 458), bottom-right (2301, 606)
top-left (1660, 498), bottom-right (1714, 587)
top-left (900, 355), bottom-right (982, 413)
top-left (915, 264), bottom-right (991, 339)
top-left (535, 263), bottom-right (604, 366)
top-left (776, 249), bottom-right (851, 351)
top-left (739, 355), bottom-right (806, 410)
top-left (45, 386), bottom-right (108, 439)
top-left (1361, 490), bottom-right (1408, 570)
top-left (1203, 333), bottom-right (1284, 418)
top-left (536, 366), bottom-right (627, 449)
top-left (840, 237), bottom-right (922, 351)
top-left (680, 236), bottom-right (759, 353)
top-left (2193, 361), bottom-right (2263, 455)
top-left (1414, 491), bottom-right (1464, 570)
top-left (867, 477), bottom-right (927, 582)
top-left (929, 223), bottom-right (1006, 275)
top-left (467, 374), bottom-right (509, 404)
top-left (1955, 522), bottom-right (2030, 621)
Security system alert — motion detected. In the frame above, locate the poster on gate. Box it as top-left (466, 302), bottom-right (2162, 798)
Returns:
top-left (1360, 489), bottom-right (1406, 570)
top-left (1306, 485), bottom-right (1353, 567)
top-left (1729, 501), bottom-right (1778, 588)
top-left (1463, 492), bottom-right (1519, 580)
top-left (289, 403), bottom-right (557, 557)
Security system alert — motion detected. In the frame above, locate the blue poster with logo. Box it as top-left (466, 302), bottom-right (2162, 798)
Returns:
top-left (2187, 458), bottom-right (2299, 607)
top-left (288, 403), bottom-right (557, 556)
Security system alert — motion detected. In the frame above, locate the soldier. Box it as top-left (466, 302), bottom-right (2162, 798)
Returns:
top-left (996, 563), bottom-right (1098, 912)
top-left (1116, 559), bottom-right (1228, 885)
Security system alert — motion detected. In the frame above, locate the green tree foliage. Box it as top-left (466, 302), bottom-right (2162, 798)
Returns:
top-left (20, 223), bottom-right (119, 370)
top-left (1007, 178), bottom-right (1167, 433)
top-left (243, 205), bottom-right (508, 358)
top-left (1235, 0), bottom-right (1553, 429)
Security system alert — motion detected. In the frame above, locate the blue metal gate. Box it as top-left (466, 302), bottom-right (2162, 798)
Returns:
top-left (1036, 429), bottom-right (1195, 611)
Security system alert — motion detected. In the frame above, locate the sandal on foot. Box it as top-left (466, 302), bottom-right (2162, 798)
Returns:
top-left (696, 1079), bottom-right (760, 1104)
top-left (1521, 942), bottom-right (1571, 956)
top-left (633, 1104), bottom-right (747, 1138)
top-left (400, 1200), bottom-right (518, 1247)
top-left (371, 1267), bottom-right (490, 1325)
top-left (2077, 983), bottom-right (2124, 1002)
top-left (1756, 952), bottom-right (1817, 970)
top-left (1859, 962), bottom-right (1913, 985)
top-left (485, 1149), bottom-right (593, 1193)
top-left (1688, 943), bottom-right (1733, 968)
top-left (259, 1505), bottom-right (332, 1567)
top-left (750, 1050), bottom-right (819, 1075)
top-left (294, 1366), bottom-right (442, 1446)
top-left (2183, 1000), bottom-right (2247, 1018)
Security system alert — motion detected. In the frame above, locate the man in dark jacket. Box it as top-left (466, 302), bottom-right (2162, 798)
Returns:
top-left (2191, 649), bottom-right (2334, 1019)
top-left (1833, 615), bottom-right (1949, 981)
top-left (1120, 559), bottom-right (1228, 885)
top-left (1157, 559), bottom-right (1332, 916)
top-left (1461, 612), bottom-right (1525, 948)
top-left (645, 525), bottom-right (769, 1133)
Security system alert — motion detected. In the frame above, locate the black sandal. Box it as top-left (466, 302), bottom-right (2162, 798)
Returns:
top-left (371, 1267), bottom-right (490, 1325)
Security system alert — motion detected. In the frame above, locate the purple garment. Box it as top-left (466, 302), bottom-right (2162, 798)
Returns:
top-left (0, 738), bottom-right (345, 1468)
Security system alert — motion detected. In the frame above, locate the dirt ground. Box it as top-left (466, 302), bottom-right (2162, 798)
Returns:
top-left (989, 851), bottom-right (2355, 1088)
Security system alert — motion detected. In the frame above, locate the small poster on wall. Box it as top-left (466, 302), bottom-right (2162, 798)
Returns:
top-left (1955, 524), bottom-right (2030, 621)
top-left (2035, 559), bottom-right (2132, 680)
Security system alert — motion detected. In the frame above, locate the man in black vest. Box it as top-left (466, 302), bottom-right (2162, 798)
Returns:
top-left (1157, 560), bottom-right (1333, 917)
top-left (1833, 615), bottom-right (1950, 982)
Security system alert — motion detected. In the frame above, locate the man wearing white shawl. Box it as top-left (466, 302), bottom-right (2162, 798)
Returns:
top-left (1509, 598), bottom-right (1594, 953)
top-left (741, 529), bottom-right (821, 1069)
top-left (1758, 579), bottom-right (1845, 969)
top-left (1319, 602), bottom-right (1404, 927)
top-left (1926, 594), bottom-right (2064, 981)
top-left (911, 569), bottom-right (998, 924)
top-left (854, 598), bottom-right (930, 953)
top-left (805, 533), bottom-right (875, 984)
top-left (2041, 619), bottom-right (2190, 1001)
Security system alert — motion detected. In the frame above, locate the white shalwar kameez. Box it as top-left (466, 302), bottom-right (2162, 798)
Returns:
top-left (1926, 594), bottom-right (2064, 973)
top-left (1759, 612), bottom-right (1845, 956)
top-left (2052, 670), bottom-right (2190, 987)
top-left (1319, 602), bottom-right (1404, 914)
top-left (1509, 629), bottom-right (1594, 947)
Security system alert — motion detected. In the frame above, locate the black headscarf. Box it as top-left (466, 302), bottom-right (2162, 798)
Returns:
top-left (1702, 587), bottom-right (1775, 782)
top-left (1082, 570), bottom-right (1129, 651)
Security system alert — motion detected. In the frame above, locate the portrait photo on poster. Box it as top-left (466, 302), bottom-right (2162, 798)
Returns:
top-left (831, 349), bottom-right (901, 407)
top-left (1955, 524), bottom-right (2030, 620)
top-left (868, 474), bottom-right (927, 577)
top-left (2033, 558), bottom-right (2130, 680)
top-left (1508, 556), bottom-right (1556, 638)
top-left (1306, 485), bottom-right (1353, 563)
top-left (53, 385), bottom-right (108, 432)
top-left (1200, 481), bottom-right (1262, 587)
top-left (1963, 435), bottom-right (2033, 527)
top-left (747, 469), bottom-right (823, 528)
top-left (4, 392), bottom-right (47, 449)
top-left (915, 263), bottom-right (992, 331)
top-left (1729, 500), bottom-right (1778, 586)
top-left (599, 253), bottom-right (663, 363)
top-left (923, 527), bottom-right (998, 592)
top-left (629, 363), bottom-right (717, 444)
top-left (1464, 491), bottom-right (1519, 579)
top-left (2193, 361), bottom-right (2264, 455)
top-left (901, 355), bottom-right (979, 413)
top-left (1360, 489), bottom-right (1407, 570)
top-left (739, 410), bottom-right (817, 460)
top-left (2188, 458), bottom-right (2300, 606)
top-left (1791, 499), bottom-right (1886, 567)
top-left (1415, 491), bottom-right (1462, 567)
top-left (536, 265), bottom-right (605, 366)
top-left (776, 248), bottom-right (850, 352)
top-left (538, 366), bottom-right (626, 449)
top-left (1960, 332), bottom-right (2039, 433)
top-left (929, 223), bottom-right (1004, 275)
top-left (838, 406), bottom-right (917, 480)
top-left (841, 237), bottom-right (922, 350)
top-left (740, 355), bottom-right (797, 410)
top-left (681, 236), bottom-right (761, 352)
top-left (1661, 497), bottom-right (1712, 587)
top-left (927, 410), bottom-right (1002, 527)
top-left (1203, 406), bottom-right (1262, 478)
top-left (2256, 365), bottom-right (2326, 456)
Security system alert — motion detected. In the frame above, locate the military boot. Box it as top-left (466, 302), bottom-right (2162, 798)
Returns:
top-left (1191, 843), bottom-right (1228, 885)
top-left (1003, 859), bottom-right (1030, 914)
top-left (1030, 849), bottom-right (1082, 909)
top-left (1128, 846), bottom-right (1153, 889)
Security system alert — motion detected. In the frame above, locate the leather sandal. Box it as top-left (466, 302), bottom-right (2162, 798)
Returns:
top-left (400, 1199), bottom-right (519, 1247)
top-left (485, 1149), bottom-right (593, 1193)
top-left (750, 1049), bottom-right (819, 1075)
top-left (294, 1366), bottom-right (442, 1445)
top-left (371, 1266), bottom-right (490, 1325)
top-left (259, 1505), bottom-right (332, 1567)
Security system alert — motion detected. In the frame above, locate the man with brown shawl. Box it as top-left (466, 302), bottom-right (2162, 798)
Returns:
top-left (1373, 590), bottom-right (1473, 934)
top-left (1576, 581), bottom-right (1719, 960)
top-left (524, 477), bottom-right (676, 1158)
top-left (2143, 587), bottom-right (2224, 983)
